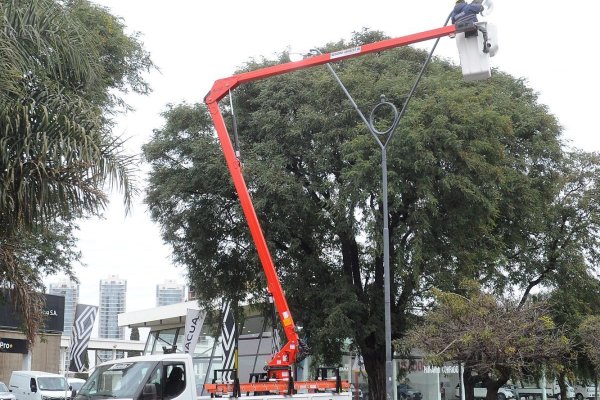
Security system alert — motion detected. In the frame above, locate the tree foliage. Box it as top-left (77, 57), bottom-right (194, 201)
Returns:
top-left (403, 284), bottom-right (570, 400)
top-left (144, 30), bottom-right (575, 400)
top-left (505, 150), bottom-right (600, 306)
top-left (128, 326), bottom-right (142, 357)
top-left (579, 316), bottom-right (600, 368)
top-left (0, 0), bottom-right (154, 344)
top-left (545, 274), bottom-right (600, 392)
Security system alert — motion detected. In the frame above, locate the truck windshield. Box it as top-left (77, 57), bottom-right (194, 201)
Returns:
top-left (38, 377), bottom-right (68, 391)
top-left (77, 361), bottom-right (155, 399)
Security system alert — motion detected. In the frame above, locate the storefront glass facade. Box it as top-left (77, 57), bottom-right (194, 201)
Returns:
top-left (142, 315), bottom-right (276, 396)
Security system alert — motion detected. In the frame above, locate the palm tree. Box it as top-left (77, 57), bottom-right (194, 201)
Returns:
top-left (0, 0), bottom-right (141, 345)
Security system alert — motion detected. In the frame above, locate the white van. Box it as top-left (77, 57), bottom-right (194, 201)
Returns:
top-left (9, 371), bottom-right (69, 400)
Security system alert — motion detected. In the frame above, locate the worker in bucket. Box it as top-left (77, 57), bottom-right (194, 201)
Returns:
top-left (451, 0), bottom-right (483, 25)
top-left (451, 0), bottom-right (490, 52)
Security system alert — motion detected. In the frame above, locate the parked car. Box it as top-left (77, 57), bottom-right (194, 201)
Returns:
top-left (0, 382), bottom-right (16, 400)
top-left (397, 383), bottom-right (422, 400)
top-left (455, 383), bottom-right (516, 400)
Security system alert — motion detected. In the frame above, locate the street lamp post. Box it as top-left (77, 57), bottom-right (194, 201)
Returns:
top-left (369, 99), bottom-right (397, 400)
top-left (314, 27), bottom-right (446, 398)
top-left (338, 85), bottom-right (399, 400)
top-left (317, 54), bottom-right (401, 400)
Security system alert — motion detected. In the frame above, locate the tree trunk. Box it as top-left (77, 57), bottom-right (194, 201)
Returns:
top-left (483, 378), bottom-right (503, 400)
top-left (463, 367), bottom-right (478, 400)
top-left (558, 372), bottom-right (567, 400)
top-left (362, 346), bottom-right (386, 400)
top-left (483, 366), bottom-right (511, 400)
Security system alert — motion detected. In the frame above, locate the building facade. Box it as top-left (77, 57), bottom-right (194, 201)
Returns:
top-left (48, 280), bottom-right (79, 337)
top-left (0, 290), bottom-right (64, 383)
top-left (98, 275), bottom-right (127, 362)
top-left (156, 280), bottom-right (185, 307)
top-left (48, 280), bottom-right (79, 371)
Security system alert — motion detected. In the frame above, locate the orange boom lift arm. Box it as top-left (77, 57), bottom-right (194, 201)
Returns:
top-left (203, 24), bottom-right (456, 390)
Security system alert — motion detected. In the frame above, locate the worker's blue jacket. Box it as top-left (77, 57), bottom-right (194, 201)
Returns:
top-left (451, 3), bottom-right (484, 25)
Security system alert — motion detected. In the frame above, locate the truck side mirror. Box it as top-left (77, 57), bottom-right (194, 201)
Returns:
top-left (30, 381), bottom-right (37, 393)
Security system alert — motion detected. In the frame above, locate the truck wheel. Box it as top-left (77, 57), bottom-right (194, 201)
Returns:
top-left (576, 394), bottom-right (584, 400)
top-left (498, 394), bottom-right (506, 400)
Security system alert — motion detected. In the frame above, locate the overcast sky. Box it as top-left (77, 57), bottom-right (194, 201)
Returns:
top-left (56, 0), bottom-right (600, 318)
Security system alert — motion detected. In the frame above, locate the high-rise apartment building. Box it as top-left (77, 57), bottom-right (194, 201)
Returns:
top-left (48, 280), bottom-right (79, 371)
top-left (156, 280), bottom-right (185, 307)
top-left (48, 280), bottom-right (79, 337)
top-left (98, 275), bottom-right (127, 362)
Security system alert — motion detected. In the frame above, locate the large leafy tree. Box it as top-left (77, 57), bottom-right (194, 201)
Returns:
top-left (403, 284), bottom-right (570, 400)
top-left (546, 276), bottom-right (600, 399)
top-left (144, 31), bottom-right (564, 400)
top-left (578, 315), bottom-right (600, 375)
top-left (504, 150), bottom-right (600, 307)
top-left (0, 0), bottom-right (154, 344)
top-left (483, 148), bottom-right (600, 400)
top-left (404, 148), bottom-right (600, 400)
top-left (578, 316), bottom-right (600, 400)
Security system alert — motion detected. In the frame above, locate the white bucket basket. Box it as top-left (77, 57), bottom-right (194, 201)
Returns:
top-left (456, 22), bottom-right (498, 81)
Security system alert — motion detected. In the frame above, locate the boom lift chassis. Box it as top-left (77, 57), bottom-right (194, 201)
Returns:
top-left (203, 24), bottom-right (457, 397)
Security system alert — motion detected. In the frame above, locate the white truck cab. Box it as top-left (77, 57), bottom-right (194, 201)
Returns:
top-left (9, 371), bottom-right (69, 400)
top-left (75, 354), bottom-right (191, 400)
top-left (75, 353), bottom-right (351, 400)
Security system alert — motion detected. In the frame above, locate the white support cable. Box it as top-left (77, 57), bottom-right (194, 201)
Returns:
top-left (228, 89), bottom-right (241, 160)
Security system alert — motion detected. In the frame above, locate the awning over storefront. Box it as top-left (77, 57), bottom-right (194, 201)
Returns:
top-left (118, 300), bottom-right (200, 328)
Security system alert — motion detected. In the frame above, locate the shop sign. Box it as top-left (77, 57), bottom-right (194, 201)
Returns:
top-left (0, 337), bottom-right (28, 354)
top-left (0, 290), bottom-right (65, 333)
